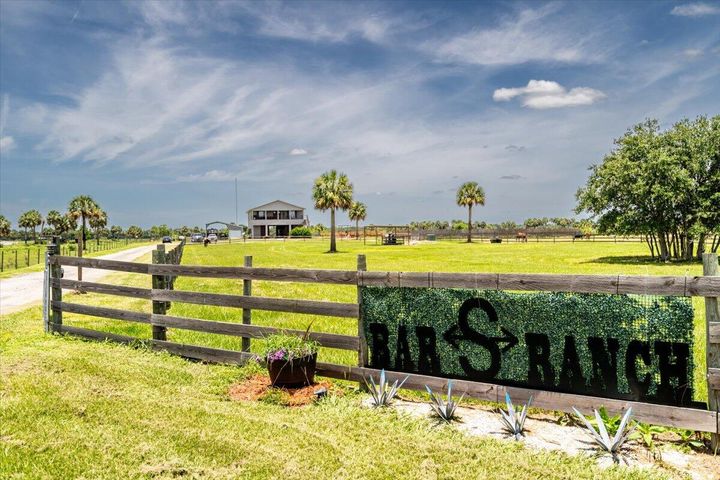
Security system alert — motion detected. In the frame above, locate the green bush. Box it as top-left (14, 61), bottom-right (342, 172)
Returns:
top-left (290, 226), bottom-right (312, 237)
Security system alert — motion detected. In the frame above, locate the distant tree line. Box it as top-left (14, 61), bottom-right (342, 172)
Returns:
top-left (408, 217), bottom-right (595, 234)
top-left (576, 116), bottom-right (719, 261)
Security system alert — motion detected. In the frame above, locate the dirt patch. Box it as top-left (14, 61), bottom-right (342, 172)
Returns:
top-left (229, 374), bottom-right (334, 407)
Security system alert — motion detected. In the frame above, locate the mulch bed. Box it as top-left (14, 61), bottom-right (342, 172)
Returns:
top-left (229, 374), bottom-right (334, 407)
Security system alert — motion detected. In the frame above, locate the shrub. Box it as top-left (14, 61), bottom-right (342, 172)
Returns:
top-left (290, 226), bottom-right (312, 237)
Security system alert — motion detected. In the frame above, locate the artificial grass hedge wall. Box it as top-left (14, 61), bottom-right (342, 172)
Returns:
top-left (361, 287), bottom-right (697, 407)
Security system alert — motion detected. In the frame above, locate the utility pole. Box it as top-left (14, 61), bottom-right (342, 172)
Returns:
top-left (235, 177), bottom-right (238, 225)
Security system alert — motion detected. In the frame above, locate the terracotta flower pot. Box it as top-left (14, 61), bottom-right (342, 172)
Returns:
top-left (267, 353), bottom-right (317, 387)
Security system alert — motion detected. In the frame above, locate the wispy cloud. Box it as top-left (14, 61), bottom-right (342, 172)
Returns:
top-left (0, 94), bottom-right (15, 153)
top-left (242, 2), bottom-right (427, 44)
top-left (683, 48), bottom-right (704, 58)
top-left (670, 3), bottom-right (720, 17)
top-left (493, 80), bottom-right (605, 109)
top-left (425, 4), bottom-right (606, 65)
top-left (289, 148), bottom-right (308, 156)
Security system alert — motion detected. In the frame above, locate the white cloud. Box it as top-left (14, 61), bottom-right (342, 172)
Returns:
top-left (289, 148), bottom-right (308, 156)
top-left (493, 80), bottom-right (606, 109)
top-left (683, 48), bottom-right (704, 58)
top-left (670, 3), bottom-right (720, 17)
top-left (425, 5), bottom-right (604, 65)
top-left (0, 136), bottom-right (15, 152)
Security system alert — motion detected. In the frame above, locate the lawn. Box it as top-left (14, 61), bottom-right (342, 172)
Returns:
top-left (1, 239), bottom-right (711, 479)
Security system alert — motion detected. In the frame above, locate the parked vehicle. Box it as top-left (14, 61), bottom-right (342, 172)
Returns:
top-left (191, 234), bottom-right (204, 243)
top-left (207, 233), bottom-right (218, 243)
top-left (162, 236), bottom-right (172, 243)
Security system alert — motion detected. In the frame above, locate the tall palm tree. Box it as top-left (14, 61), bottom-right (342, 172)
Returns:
top-left (89, 208), bottom-right (108, 245)
top-left (68, 195), bottom-right (99, 252)
top-left (348, 201), bottom-right (367, 240)
top-left (312, 170), bottom-right (353, 253)
top-left (456, 182), bottom-right (485, 243)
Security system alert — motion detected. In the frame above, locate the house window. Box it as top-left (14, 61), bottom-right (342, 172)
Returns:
top-left (253, 211), bottom-right (265, 220)
top-left (279, 210), bottom-right (289, 220)
top-left (291, 210), bottom-right (304, 220)
top-left (266, 211), bottom-right (278, 220)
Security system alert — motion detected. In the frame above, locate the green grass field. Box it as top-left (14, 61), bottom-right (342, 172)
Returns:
top-left (1, 239), bottom-right (711, 479)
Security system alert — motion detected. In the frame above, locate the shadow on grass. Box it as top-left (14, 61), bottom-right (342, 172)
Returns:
top-left (584, 255), bottom-right (701, 266)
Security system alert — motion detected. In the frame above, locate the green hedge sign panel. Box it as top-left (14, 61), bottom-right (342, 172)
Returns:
top-left (361, 287), bottom-right (699, 407)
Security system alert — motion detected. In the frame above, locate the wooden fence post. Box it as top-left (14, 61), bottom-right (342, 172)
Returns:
top-left (47, 243), bottom-right (62, 333)
top-left (702, 253), bottom-right (719, 451)
top-left (152, 244), bottom-right (167, 341)
top-left (242, 255), bottom-right (252, 352)
top-left (357, 254), bottom-right (368, 371)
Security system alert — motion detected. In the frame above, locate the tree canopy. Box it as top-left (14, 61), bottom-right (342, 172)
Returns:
top-left (0, 215), bottom-right (10, 238)
top-left (576, 116), bottom-right (719, 260)
top-left (18, 210), bottom-right (42, 243)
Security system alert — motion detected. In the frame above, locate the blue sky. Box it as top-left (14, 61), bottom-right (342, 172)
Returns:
top-left (1, 0), bottom-right (718, 228)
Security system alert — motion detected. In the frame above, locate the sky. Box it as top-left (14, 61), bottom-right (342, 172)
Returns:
top-left (0, 0), bottom-right (719, 228)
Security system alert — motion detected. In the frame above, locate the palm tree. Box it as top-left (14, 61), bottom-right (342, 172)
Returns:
top-left (312, 170), bottom-right (354, 253)
top-left (0, 215), bottom-right (11, 241)
top-left (18, 210), bottom-right (42, 244)
top-left (127, 225), bottom-right (143, 239)
top-left (89, 208), bottom-right (108, 245)
top-left (456, 182), bottom-right (485, 243)
top-left (68, 195), bottom-right (99, 252)
top-left (348, 201), bottom-right (367, 240)
top-left (46, 210), bottom-right (64, 236)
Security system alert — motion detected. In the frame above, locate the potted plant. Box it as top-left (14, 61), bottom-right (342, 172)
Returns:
top-left (262, 330), bottom-right (319, 388)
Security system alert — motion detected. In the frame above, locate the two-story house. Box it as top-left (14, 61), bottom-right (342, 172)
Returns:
top-left (247, 200), bottom-right (308, 238)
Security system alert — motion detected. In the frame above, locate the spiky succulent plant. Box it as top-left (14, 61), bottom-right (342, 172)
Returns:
top-left (573, 407), bottom-right (635, 464)
top-left (426, 381), bottom-right (464, 423)
top-left (499, 393), bottom-right (532, 440)
top-left (365, 369), bottom-right (408, 407)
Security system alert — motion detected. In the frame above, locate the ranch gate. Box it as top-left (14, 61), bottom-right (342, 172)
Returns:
top-left (43, 244), bottom-right (720, 447)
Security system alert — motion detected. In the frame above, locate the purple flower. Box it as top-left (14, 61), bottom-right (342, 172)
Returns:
top-left (267, 349), bottom-right (286, 362)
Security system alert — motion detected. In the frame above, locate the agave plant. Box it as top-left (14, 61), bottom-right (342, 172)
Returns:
top-left (499, 393), bottom-right (532, 440)
top-left (573, 407), bottom-right (636, 464)
top-left (365, 369), bottom-right (408, 407)
top-left (426, 381), bottom-right (465, 423)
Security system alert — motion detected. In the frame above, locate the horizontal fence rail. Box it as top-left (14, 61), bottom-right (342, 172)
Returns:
top-left (51, 255), bottom-right (720, 297)
top-left (44, 246), bottom-right (720, 440)
top-left (150, 289), bottom-right (359, 318)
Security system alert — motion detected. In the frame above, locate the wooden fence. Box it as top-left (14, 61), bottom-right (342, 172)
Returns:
top-left (42, 247), bottom-right (720, 444)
